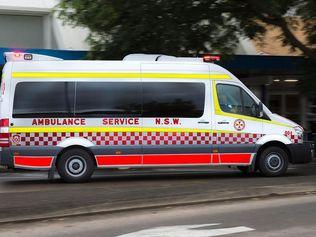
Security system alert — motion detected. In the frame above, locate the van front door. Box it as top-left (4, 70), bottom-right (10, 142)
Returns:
top-left (212, 81), bottom-right (263, 166)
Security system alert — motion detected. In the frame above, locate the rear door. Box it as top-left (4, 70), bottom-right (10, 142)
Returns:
top-left (9, 62), bottom-right (144, 168)
top-left (140, 63), bottom-right (213, 166)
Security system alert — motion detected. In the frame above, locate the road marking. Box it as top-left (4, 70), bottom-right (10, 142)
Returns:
top-left (115, 223), bottom-right (254, 237)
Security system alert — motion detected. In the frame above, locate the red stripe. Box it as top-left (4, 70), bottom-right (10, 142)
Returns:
top-left (220, 153), bottom-right (252, 164)
top-left (95, 153), bottom-right (253, 166)
top-left (212, 154), bottom-right (220, 164)
top-left (14, 156), bottom-right (53, 167)
top-left (96, 155), bottom-right (142, 166)
top-left (143, 154), bottom-right (210, 165)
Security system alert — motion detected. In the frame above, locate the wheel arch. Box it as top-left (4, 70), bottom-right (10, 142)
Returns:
top-left (256, 134), bottom-right (292, 146)
top-left (256, 141), bottom-right (292, 166)
top-left (57, 137), bottom-right (94, 148)
top-left (55, 145), bottom-right (97, 167)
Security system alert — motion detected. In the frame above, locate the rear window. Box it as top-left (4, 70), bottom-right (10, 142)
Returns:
top-left (13, 82), bottom-right (75, 118)
top-left (142, 82), bottom-right (205, 117)
top-left (13, 81), bottom-right (205, 118)
top-left (75, 82), bottom-right (142, 117)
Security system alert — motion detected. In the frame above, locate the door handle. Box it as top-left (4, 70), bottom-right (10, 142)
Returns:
top-left (198, 120), bottom-right (210, 124)
top-left (218, 121), bottom-right (229, 124)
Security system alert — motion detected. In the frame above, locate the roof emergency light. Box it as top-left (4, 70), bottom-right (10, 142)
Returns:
top-left (4, 52), bottom-right (63, 62)
top-left (123, 54), bottom-right (203, 62)
top-left (123, 53), bottom-right (221, 63)
top-left (203, 54), bottom-right (221, 62)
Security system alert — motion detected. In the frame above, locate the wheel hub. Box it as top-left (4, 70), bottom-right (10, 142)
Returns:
top-left (72, 163), bottom-right (80, 170)
top-left (266, 154), bottom-right (282, 171)
top-left (66, 156), bottom-right (87, 177)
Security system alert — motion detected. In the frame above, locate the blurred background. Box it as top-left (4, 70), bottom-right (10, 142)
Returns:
top-left (0, 0), bottom-right (315, 137)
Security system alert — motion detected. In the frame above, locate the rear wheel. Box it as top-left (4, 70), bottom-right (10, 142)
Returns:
top-left (57, 148), bottom-right (95, 183)
top-left (259, 146), bottom-right (289, 177)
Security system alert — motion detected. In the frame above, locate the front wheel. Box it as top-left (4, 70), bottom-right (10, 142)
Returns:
top-left (259, 147), bottom-right (289, 177)
top-left (57, 148), bottom-right (95, 183)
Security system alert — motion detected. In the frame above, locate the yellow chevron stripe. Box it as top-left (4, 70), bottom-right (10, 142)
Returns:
top-left (12, 72), bottom-right (140, 79)
top-left (12, 72), bottom-right (231, 80)
top-left (9, 126), bottom-right (259, 134)
top-left (9, 126), bottom-right (209, 133)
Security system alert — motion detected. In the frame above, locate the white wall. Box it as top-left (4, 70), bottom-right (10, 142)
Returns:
top-left (0, 0), bottom-right (55, 14)
top-left (0, 14), bottom-right (44, 48)
top-left (0, 0), bottom-right (90, 50)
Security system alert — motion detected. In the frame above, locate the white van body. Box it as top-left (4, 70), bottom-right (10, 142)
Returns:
top-left (0, 53), bottom-right (313, 182)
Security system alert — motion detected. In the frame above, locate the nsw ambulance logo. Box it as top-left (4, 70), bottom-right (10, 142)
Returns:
top-left (11, 134), bottom-right (21, 145)
top-left (234, 119), bottom-right (245, 131)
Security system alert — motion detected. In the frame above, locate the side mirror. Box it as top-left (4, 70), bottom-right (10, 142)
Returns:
top-left (258, 102), bottom-right (264, 118)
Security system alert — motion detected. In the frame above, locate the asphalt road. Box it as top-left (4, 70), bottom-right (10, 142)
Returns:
top-left (0, 160), bottom-right (315, 223)
top-left (1, 194), bottom-right (316, 237)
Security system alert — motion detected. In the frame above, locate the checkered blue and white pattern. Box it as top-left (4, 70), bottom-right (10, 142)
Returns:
top-left (10, 131), bottom-right (267, 146)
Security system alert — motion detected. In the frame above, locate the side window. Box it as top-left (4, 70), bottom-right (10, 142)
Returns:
top-left (142, 82), bottom-right (205, 117)
top-left (216, 84), bottom-right (259, 118)
top-left (75, 82), bottom-right (141, 117)
top-left (217, 84), bottom-right (243, 115)
top-left (13, 82), bottom-right (75, 118)
top-left (242, 89), bottom-right (259, 117)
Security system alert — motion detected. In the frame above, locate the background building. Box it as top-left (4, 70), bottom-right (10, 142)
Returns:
top-left (0, 0), bottom-right (89, 50)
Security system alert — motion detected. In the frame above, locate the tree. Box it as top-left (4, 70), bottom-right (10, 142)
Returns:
top-left (58, 0), bottom-right (315, 61)
top-left (57, 0), bottom-right (240, 59)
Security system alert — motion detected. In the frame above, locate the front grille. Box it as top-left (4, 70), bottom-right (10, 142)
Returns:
top-left (303, 132), bottom-right (313, 142)
top-left (303, 132), bottom-right (308, 142)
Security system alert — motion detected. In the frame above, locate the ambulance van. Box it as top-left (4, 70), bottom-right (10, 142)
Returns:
top-left (0, 52), bottom-right (313, 182)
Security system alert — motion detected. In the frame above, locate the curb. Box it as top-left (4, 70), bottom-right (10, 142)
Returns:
top-left (0, 190), bottom-right (315, 225)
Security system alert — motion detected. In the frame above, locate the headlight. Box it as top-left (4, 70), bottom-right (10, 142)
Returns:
top-left (294, 126), bottom-right (303, 136)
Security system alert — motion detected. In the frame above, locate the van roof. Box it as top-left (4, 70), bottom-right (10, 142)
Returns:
top-left (9, 59), bottom-right (227, 68)
top-left (8, 60), bottom-right (237, 82)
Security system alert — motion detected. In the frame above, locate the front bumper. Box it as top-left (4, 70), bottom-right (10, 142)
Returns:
top-left (287, 142), bottom-right (314, 164)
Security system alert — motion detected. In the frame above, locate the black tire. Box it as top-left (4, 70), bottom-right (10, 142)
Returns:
top-left (57, 148), bottom-right (95, 183)
top-left (259, 146), bottom-right (289, 177)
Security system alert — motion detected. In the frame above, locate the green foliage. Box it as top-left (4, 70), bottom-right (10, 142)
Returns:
top-left (58, 0), bottom-right (315, 91)
top-left (58, 0), bottom-right (315, 59)
top-left (58, 0), bottom-right (239, 59)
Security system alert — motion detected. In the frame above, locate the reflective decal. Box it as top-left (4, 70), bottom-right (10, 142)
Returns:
top-left (32, 118), bottom-right (86, 126)
top-left (11, 134), bottom-right (21, 145)
top-left (14, 156), bottom-right (53, 168)
top-left (96, 153), bottom-right (253, 166)
top-left (10, 131), bottom-right (263, 146)
top-left (234, 119), bottom-right (245, 131)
